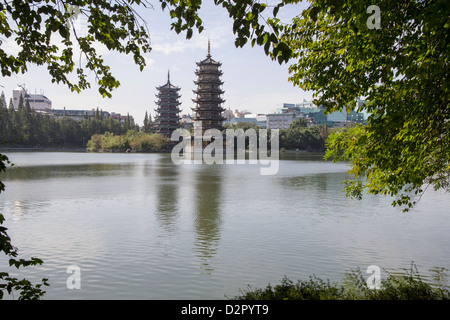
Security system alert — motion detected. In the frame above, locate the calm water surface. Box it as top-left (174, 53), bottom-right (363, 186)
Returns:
top-left (0, 152), bottom-right (449, 299)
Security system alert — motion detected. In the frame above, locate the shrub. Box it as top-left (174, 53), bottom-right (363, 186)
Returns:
top-left (232, 264), bottom-right (450, 300)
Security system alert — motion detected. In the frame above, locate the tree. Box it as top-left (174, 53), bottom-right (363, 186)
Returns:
top-left (158, 0), bottom-right (449, 211)
top-left (280, 124), bottom-right (326, 151)
top-left (19, 99), bottom-right (34, 145)
top-left (0, 1), bottom-right (293, 98)
top-left (320, 124), bottom-right (328, 141)
top-left (147, 112), bottom-right (155, 133)
top-left (6, 99), bottom-right (17, 143)
top-left (160, 0), bottom-right (295, 63)
top-left (0, 0), bottom-right (153, 98)
top-left (273, 0), bottom-right (449, 211)
top-left (143, 111), bottom-right (150, 133)
top-left (288, 118), bottom-right (307, 130)
top-left (2, 0), bottom-right (162, 296)
top-left (0, 92), bottom-right (10, 142)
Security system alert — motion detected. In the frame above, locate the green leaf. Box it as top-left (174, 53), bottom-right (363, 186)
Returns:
top-left (58, 25), bottom-right (68, 39)
top-left (309, 7), bottom-right (320, 22)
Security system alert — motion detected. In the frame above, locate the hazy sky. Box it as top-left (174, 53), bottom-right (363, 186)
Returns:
top-left (0, 2), bottom-right (312, 125)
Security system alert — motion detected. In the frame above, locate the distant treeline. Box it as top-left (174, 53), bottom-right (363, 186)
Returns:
top-left (0, 92), bottom-right (139, 147)
top-left (1, 89), bottom-right (332, 152)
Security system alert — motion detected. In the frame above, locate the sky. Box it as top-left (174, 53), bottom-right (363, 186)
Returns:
top-left (0, 1), bottom-right (312, 126)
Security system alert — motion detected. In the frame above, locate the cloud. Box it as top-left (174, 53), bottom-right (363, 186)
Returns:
top-left (144, 57), bottom-right (156, 69)
top-left (1, 39), bottom-right (21, 56)
top-left (152, 38), bottom-right (191, 55)
top-left (150, 20), bottom-right (233, 56)
top-left (143, 56), bottom-right (167, 74)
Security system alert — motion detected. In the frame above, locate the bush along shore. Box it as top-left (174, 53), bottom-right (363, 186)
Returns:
top-left (230, 264), bottom-right (450, 300)
top-left (86, 130), bottom-right (172, 153)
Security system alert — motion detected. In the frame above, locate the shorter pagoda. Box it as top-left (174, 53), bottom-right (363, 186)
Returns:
top-left (154, 71), bottom-right (182, 137)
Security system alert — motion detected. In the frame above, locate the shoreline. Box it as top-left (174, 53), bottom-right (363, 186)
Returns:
top-left (1, 147), bottom-right (326, 155)
top-left (0, 147), bottom-right (87, 152)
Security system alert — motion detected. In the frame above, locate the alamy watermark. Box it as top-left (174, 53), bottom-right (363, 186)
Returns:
top-left (170, 122), bottom-right (280, 175)
top-left (64, 263), bottom-right (382, 291)
top-left (65, 4), bottom-right (81, 29)
top-left (367, 5), bottom-right (381, 29)
top-left (66, 265), bottom-right (81, 290)
top-left (366, 265), bottom-right (381, 289)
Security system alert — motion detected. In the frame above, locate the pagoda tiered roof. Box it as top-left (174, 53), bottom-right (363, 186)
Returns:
top-left (193, 79), bottom-right (224, 86)
top-left (194, 69), bottom-right (223, 76)
top-left (156, 77), bottom-right (181, 91)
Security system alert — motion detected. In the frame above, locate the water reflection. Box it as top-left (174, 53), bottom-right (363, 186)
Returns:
top-left (2, 163), bottom-right (136, 180)
top-left (155, 156), bottom-right (180, 233)
top-left (286, 173), bottom-right (334, 191)
top-left (1, 152), bottom-right (449, 299)
top-left (279, 152), bottom-right (328, 162)
top-left (193, 164), bottom-right (223, 273)
top-left (12, 200), bottom-right (25, 221)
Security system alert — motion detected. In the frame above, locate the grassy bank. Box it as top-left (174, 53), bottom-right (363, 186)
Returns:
top-left (231, 265), bottom-right (450, 300)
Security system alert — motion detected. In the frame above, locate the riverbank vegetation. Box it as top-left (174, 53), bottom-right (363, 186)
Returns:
top-left (232, 264), bottom-right (450, 300)
top-left (87, 120), bottom-right (332, 154)
top-left (86, 130), bottom-right (169, 153)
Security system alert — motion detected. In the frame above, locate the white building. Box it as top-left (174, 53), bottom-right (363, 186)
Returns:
top-left (13, 85), bottom-right (52, 111)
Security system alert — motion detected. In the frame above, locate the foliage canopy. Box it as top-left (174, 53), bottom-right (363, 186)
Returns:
top-left (0, 0), bottom-right (154, 97)
top-left (276, 0), bottom-right (449, 210)
top-left (160, 0), bottom-right (449, 210)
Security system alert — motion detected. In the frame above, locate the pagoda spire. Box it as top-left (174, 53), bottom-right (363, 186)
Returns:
top-left (207, 38), bottom-right (211, 57)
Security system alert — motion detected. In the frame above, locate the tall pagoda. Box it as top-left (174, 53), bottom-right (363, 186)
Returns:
top-left (192, 41), bottom-right (226, 132)
top-left (154, 71), bottom-right (182, 137)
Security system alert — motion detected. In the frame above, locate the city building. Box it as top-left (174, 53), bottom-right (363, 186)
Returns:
top-left (180, 114), bottom-right (194, 130)
top-left (13, 85), bottom-right (52, 110)
top-left (224, 117), bottom-right (267, 128)
top-left (192, 41), bottom-right (226, 132)
top-left (154, 71), bottom-right (182, 137)
top-left (50, 108), bottom-right (110, 120)
top-left (222, 108), bottom-right (234, 121)
top-left (233, 109), bottom-right (252, 118)
top-left (110, 112), bottom-right (135, 124)
top-left (266, 112), bottom-right (298, 129)
top-left (10, 85), bottom-right (137, 126)
top-left (269, 100), bottom-right (367, 129)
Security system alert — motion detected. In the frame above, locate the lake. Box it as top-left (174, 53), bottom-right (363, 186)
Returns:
top-left (0, 151), bottom-right (449, 299)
